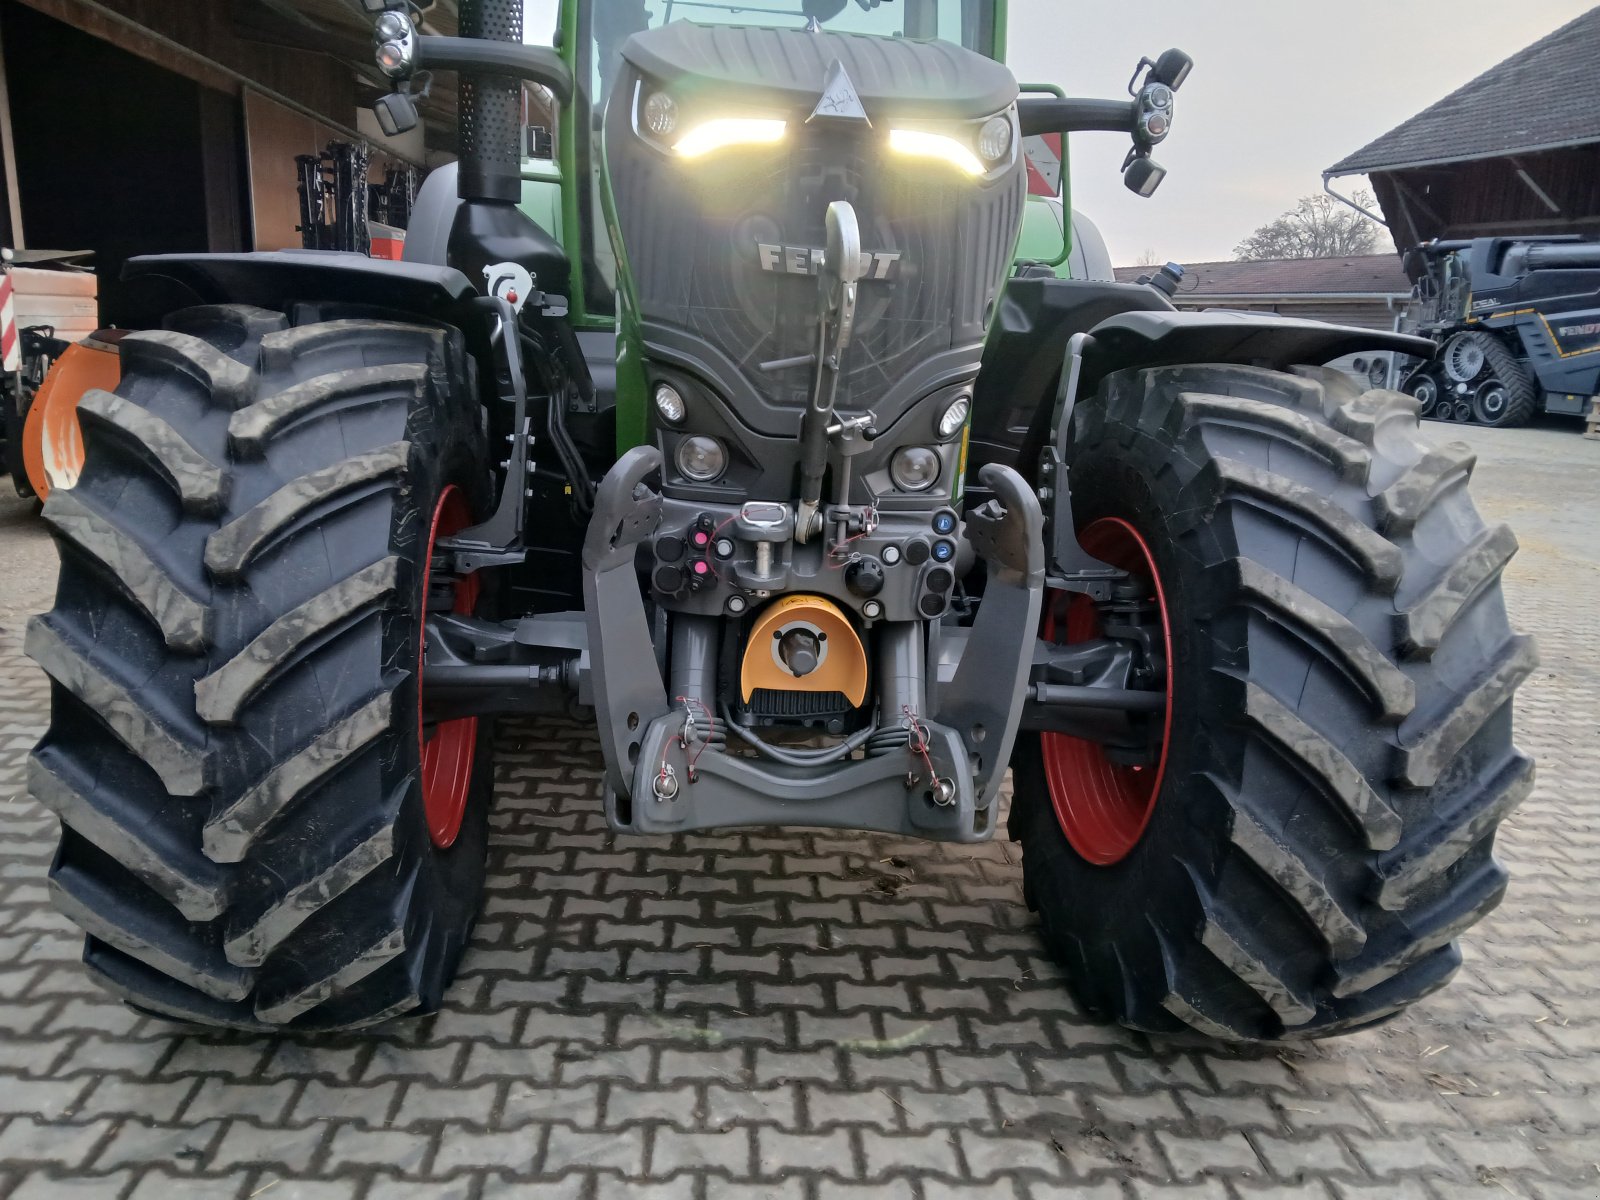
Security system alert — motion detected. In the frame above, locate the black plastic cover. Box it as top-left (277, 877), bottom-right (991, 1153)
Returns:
top-left (122, 251), bottom-right (478, 323)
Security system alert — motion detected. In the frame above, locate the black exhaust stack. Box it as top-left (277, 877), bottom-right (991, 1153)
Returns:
top-left (456, 0), bottom-right (524, 204)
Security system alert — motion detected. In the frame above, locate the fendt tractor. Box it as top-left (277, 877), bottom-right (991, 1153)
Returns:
top-left (26, 0), bottom-right (1534, 1042)
top-left (1402, 235), bottom-right (1600, 427)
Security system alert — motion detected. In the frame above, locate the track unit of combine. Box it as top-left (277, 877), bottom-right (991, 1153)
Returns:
top-left (1403, 236), bottom-right (1600, 426)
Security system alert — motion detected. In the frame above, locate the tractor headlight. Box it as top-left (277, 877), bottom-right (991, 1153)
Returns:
top-left (373, 10), bottom-right (408, 39)
top-left (977, 115), bottom-right (1013, 164)
top-left (372, 9), bottom-right (415, 78)
top-left (937, 395), bottom-right (971, 441)
top-left (643, 91), bottom-right (679, 137)
top-left (653, 382), bottom-right (686, 425)
top-left (676, 436), bottom-right (728, 483)
top-left (1136, 81), bottom-right (1175, 145)
top-left (376, 39), bottom-right (413, 77)
top-left (890, 446), bottom-right (941, 492)
top-left (888, 129), bottom-right (985, 176)
top-left (675, 118), bottom-right (786, 158)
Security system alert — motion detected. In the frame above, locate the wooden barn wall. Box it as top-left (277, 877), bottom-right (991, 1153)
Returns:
top-left (13, 0), bottom-right (353, 122)
top-left (245, 90), bottom-right (404, 252)
top-left (1376, 144), bottom-right (1600, 251)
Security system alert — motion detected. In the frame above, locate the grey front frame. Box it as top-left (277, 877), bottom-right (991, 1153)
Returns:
top-left (581, 454), bottom-right (1044, 843)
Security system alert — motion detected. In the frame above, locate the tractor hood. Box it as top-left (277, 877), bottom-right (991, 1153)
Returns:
top-left (620, 23), bottom-right (1018, 122)
top-left (604, 19), bottom-right (1027, 459)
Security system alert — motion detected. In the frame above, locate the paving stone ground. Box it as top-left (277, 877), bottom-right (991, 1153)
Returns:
top-left (0, 417), bottom-right (1596, 1199)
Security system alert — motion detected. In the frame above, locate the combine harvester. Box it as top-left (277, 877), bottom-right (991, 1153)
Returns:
top-left (1402, 235), bottom-right (1600, 426)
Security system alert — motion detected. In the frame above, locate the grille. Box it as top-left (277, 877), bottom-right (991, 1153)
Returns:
top-left (609, 86), bottom-right (1024, 421)
top-left (668, 130), bottom-right (956, 410)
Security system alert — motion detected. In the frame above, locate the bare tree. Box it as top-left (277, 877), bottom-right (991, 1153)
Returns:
top-left (1234, 191), bottom-right (1382, 261)
top-left (1135, 247), bottom-right (1162, 267)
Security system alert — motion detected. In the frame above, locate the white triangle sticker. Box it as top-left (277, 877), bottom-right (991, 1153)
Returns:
top-left (809, 60), bottom-right (870, 125)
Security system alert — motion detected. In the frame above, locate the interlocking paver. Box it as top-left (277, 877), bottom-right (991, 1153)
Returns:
top-left (0, 421), bottom-right (1597, 1196)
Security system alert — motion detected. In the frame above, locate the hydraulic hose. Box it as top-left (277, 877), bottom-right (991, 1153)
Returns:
top-left (520, 331), bottom-right (595, 516)
top-left (720, 704), bottom-right (880, 767)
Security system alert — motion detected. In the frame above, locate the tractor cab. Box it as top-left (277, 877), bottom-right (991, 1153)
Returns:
top-left (522, 0), bottom-right (1006, 328)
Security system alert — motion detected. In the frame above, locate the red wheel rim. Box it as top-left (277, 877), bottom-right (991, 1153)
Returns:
top-left (1040, 517), bottom-right (1173, 866)
top-left (419, 485), bottom-right (480, 849)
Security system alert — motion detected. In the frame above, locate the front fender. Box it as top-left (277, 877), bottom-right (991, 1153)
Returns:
top-left (1078, 309), bottom-right (1435, 397)
top-left (121, 251), bottom-right (480, 332)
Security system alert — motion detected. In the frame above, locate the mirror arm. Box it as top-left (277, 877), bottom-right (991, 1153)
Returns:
top-left (1017, 97), bottom-right (1138, 138)
top-left (414, 36), bottom-right (574, 104)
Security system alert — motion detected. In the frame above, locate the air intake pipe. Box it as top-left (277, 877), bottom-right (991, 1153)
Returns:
top-left (1522, 244), bottom-right (1600, 272)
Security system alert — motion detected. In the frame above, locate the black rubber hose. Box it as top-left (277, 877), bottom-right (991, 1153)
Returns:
top-left (519, 330), bottom-right (594, 516)
top-left (719, 704), bottom-right (880, 767)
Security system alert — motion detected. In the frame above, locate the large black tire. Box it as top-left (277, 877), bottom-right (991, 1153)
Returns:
top-left (1466, 332), bottom-right (1539, 427)
top-left (27, 305), bottom-right (494, 1030)
top-left (1010, 363), bottom-right (1535, 1041)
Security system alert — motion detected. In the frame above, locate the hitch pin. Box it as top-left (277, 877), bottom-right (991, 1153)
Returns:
top-left (653, 763), bottom-right (680, 802)
top-left (758, 352), bottom-right (817, 373)
top-left (826, 414), bottom-right (874, 438)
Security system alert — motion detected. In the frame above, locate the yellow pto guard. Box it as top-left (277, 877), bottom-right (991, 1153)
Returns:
top-left (740, 594), bottom-right (868, 707)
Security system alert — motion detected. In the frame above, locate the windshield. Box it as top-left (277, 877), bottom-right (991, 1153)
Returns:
top-left (591, 0), bottom-right (996, 109)
top-left (639, 0), bottom-right (990, 40)
top-left (518, 0), bottom-right (998, 320)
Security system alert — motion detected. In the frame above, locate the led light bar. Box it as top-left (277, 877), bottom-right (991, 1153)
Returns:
top-left (674, 119), bottom-right (787, 158)
top-left (888, 129), bottom-right (985, 176)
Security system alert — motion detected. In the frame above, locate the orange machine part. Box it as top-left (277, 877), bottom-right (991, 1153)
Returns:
top-left (740, 594), bottom-right (869, 708)
top-left (22, 339), bottom-right (120, 501)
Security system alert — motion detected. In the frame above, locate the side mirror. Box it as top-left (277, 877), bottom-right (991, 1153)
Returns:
top-left (1124, 156), bottom-right (1167, 198)
top-left (1150, 48), bottom-right (1194, 91)
top-left (373, 92), bottom-right (419, 137)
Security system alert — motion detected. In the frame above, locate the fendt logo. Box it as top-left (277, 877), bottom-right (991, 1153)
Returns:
top-left (757, 242), bottom-right (902, 280)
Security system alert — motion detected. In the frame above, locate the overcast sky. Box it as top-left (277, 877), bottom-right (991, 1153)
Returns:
top-left (1007, 0), bottom-right (1596, 265)
top-left (524, 0), bottom-right (1595, 266)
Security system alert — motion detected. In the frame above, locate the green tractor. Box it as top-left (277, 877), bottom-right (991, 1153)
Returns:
top-left (27, 0), bottom-right (1534, 1041)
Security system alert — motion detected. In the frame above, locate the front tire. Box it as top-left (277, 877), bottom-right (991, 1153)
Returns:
top-left (28, 305), bottom-right (494, 1029)
top-left (1010, 363), bottom-right (1534, 1041)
